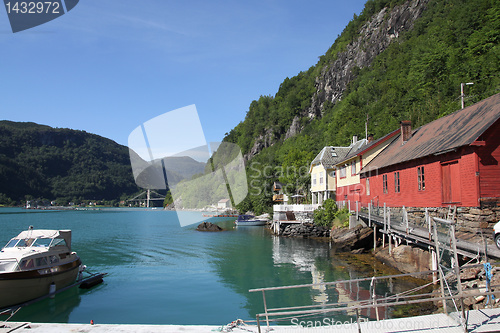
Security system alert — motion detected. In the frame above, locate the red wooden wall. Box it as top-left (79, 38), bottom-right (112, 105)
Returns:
top-left (477, 119), bottom-right (500, 199)
top-left (358, 148), bottom-right (481, 208)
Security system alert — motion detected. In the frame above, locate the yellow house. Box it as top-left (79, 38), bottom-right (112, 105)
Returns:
top-left (335, 130), bottom-right (399, 202)
top-left (309, 146), bottom-right (350, 205)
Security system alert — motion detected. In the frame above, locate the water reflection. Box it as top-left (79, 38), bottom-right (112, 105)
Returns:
top-left (8, 287), bottom-right (82, 323)
top-left (271, 235), bottom-right (330, 304)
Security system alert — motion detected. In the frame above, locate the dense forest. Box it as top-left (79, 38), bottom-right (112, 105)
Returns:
top-left (224, 0), bottom-right (500, 214)
top-left (0, 121), bottom-right (140, 205)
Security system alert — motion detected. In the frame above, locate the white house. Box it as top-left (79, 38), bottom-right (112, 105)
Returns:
top-left (217, 199), bottom-right (231, 210)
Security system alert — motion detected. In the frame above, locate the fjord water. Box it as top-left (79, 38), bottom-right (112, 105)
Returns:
top-left (0, 208), bottom-right (419, 325)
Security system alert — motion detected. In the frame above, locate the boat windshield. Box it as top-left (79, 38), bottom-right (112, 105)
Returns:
top-left (4, 239), bottom-right (20, 248)
top-left (3, 237), bottom-right (59, 248)
top-left (238, 215), bottom-right (255, 221)
top-left (31, 238), bottom-right (53, 247)
top-left (2, 238), bottom-right (34, 248)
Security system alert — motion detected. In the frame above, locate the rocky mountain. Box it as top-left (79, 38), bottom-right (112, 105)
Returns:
top-left (224, 0), bottom-right (499, 214)
top-left (306, 0), bottom-right (428, 120)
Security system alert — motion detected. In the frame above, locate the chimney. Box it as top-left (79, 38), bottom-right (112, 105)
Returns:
top-left (352, 135), bottom-right (358, 144)
top-left (367, 134), bottom-right (374, 143)
top-left (400, 121), bottom-right (412, 143)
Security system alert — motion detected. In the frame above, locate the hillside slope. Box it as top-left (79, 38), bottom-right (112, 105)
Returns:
top-left (224, 0), bottom-right (500, 214)
top-left (0, 121), bottom-right (139, 204)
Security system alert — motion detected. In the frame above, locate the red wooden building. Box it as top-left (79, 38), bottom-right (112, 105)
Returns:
top-left (358, 93), bottom-right (500, 208)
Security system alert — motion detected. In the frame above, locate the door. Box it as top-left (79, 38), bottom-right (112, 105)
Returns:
top-left (442, 161), bottom-right (461, 203)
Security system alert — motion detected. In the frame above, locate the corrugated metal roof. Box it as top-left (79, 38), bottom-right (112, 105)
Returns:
top-left (362, 93), bottom-right (500, 172)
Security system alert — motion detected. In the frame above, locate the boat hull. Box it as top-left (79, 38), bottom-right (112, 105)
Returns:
top-left (235, 220), bottom-right (267, 226)
top-left (0, 259), bottom-right (81, 309)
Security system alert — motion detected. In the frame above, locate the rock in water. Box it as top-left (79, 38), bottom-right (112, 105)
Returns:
top-left (196, 222), bottom-right (223, 232)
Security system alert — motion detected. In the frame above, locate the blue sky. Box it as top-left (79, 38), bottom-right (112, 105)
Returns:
top-left (0, 0), bottom-right (367, 146)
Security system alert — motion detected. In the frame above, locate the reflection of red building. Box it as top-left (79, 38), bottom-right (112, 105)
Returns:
top-left (335, 282), bottom-right (386, 320)
top-left (358, 93), bottom-right (500, 208)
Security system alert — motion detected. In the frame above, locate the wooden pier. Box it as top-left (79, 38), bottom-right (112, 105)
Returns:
top-left (356, 208), bottom-right (500, 260)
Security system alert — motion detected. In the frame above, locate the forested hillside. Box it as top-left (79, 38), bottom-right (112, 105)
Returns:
top-left (224, 0), bottom-right (500, 214)
top-left (0, 121), bottom-right (139, 205)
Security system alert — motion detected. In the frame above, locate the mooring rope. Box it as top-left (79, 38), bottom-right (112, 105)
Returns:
top-left (484, 262), bottom-right (495, 306)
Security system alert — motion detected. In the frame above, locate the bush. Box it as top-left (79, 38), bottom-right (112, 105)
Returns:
top-left (314, 200), bottom-right (351, 229)
top-left (332, 207), bottom-right (351, 228)
top-left (313, 199), bottom-right (337, 228)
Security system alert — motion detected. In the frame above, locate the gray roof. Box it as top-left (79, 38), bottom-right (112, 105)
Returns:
top-left (341, 139), bottom-right (369, 162)
top-left (310, 146), bottom-right (351, 170)
top-left (362, 93), bottom-right (500, 172)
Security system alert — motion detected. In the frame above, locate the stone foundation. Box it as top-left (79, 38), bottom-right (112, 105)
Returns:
top-left (382, 204), bottom-right (500, 239)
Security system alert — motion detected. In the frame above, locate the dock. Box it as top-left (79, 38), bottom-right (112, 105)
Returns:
top-left (2, 308), bottom-right (500, 332)
top-left (202, 214), bottom-right (238, 217)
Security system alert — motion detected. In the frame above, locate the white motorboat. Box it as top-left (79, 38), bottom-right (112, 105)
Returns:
top-left (235, 215), bottom-right (268, 226)
top-left (0, 227), bottom-right (82, 309)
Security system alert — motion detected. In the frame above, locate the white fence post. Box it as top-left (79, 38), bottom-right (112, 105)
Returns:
top-left (368, 201), bottom-right (372, 227)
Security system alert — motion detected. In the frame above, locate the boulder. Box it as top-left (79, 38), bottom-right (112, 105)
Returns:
top-left (375, 245), bottom-right (432, 276)
top-left (196, 222), bottom-right (223, 232)
top-left (330, 225), bottom-right (373, 252)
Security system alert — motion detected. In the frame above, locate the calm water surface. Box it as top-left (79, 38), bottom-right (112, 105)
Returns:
top-left (0, 208), bottom-right (421, 325)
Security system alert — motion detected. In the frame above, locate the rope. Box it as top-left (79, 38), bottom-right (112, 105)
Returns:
top-left (215, 319), bottom-right (264, 332)
top-left (1, 307), bottom-right (21, 324)
top-left (484, 263), bottom-right (495, 306)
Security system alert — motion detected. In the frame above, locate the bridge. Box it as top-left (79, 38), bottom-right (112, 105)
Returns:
top-left (127, 189), bottom-right (165, 208)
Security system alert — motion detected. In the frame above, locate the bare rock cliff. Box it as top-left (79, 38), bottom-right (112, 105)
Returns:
top-left (245, 0), bottom-right (429, 160)
top-left (297, 0), bottom-right (429, 133)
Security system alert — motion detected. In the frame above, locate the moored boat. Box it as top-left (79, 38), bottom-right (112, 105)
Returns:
top-left (235, 214), bottom-right (268, 226)
top-left (0, 227), bottom-right (82, 309)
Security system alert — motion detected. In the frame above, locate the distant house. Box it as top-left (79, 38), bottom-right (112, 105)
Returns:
top-left (217, 199), bottom-right (231, 210)
top-left (358, 93), bottom-right (500, 208)
top-left (334, 138), bottom-right (369, 203)
top-left (309, 142), bottom-right (356, 205)
top-left (272, 181), bottom-right (288, 203)
top-left (335, 130), bottom-right (400, 204)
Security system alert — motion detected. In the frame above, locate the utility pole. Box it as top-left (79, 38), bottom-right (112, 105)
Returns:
top-left (461, 82), bottom-right (474, 109)
top-left (365, 114), bottom-right (369, 140)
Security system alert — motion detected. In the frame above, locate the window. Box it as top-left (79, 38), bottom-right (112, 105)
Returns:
top-left (50, 238), bottom-right (67, 247)
top-left (366, 178), bottom-right (370, 196)
top-left (351, 160), bottom-right (357, 175)
top-left (383, 174), bottom-right (388, 194)
top-left (49, 255), bottom-right (59, 264)
top-left (339, 165), bottom-right (346, 178)
top-left (312, 174), bottom-right (317, 186)
top-left (329, 170), bottom-right (336, 178)
top-left (418, 166), bottom-right (425, 191)
top-left (394, 172), bottom-right (400, 193)
top-left (319, 172), bottom-right (324, 185)
top-left (20, 259), bottom-right (34, 270)
top-left (35, 257), bottom-right (48, 267)
top-left (32, 238), bottom-right (51, 247)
